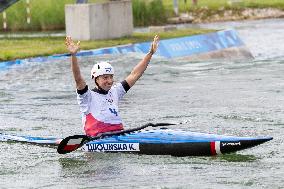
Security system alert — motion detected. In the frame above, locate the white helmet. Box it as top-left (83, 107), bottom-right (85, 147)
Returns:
top-left (91, 61), bottom-right (114, 79)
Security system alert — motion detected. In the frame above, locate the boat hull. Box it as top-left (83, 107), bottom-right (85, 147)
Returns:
top-left (81, 129), bottom-right (273, 156)
top-left (0, 129), bottom-right (273, 156)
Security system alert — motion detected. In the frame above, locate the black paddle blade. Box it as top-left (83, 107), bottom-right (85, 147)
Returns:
top-left (152, 122), bottom-right (177, 127)
top-left (57, 135), bottom-right (90, 154)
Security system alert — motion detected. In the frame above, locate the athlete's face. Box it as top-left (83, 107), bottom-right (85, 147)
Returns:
top-left (95, 74), bottom-right (114, 91)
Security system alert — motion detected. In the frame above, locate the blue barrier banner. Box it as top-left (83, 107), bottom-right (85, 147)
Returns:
top-left (155, 29), bottom-right (244, 58)
top-left (0, 29), bottom-right (245, 70)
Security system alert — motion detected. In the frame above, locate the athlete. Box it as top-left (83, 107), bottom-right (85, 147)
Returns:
top-left (65, 35), bottom-right (159, 136)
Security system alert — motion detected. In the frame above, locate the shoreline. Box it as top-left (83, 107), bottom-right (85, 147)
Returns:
top-left (1, 6), bottom-right (283, 62)
top-left (0, 29), bottom-right (251, 70)
top-left (0, 28), bottom-right (215, 62)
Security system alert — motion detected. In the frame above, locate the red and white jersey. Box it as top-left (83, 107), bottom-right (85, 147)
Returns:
top-left (77, 81), bottom-right (130, 136)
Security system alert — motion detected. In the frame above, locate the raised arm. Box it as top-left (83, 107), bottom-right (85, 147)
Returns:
top-left (65, 36), bottom-right (86, 90)
top-left (125, 35), bottom-right (159, 87)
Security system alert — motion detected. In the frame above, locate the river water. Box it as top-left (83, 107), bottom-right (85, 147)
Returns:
top-left (0, 19), bottom-right (283, 189)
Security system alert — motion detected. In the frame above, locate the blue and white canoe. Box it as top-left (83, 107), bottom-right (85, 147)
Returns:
top-left (0, 129), bottom-right (272, 156)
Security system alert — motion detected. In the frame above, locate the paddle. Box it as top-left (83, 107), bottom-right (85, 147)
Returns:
top-left (57, 122), bottom-right (178, 154)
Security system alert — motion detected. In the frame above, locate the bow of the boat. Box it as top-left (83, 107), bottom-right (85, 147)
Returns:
top-left (217, 136), bottom-right (273, 155)
top-left (138, 136), bottom-right (273, 156)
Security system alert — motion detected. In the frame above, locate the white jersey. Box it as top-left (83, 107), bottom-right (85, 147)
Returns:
top-left (76, 81), bottom-right (130, 136)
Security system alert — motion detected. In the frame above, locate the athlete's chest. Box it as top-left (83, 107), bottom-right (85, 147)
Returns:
top-left (91, 92), bottom-right (119, 117)
top-left (104, 92), bottom-right (115, 106)
top-left (93, 91), bottom-right (117, 107)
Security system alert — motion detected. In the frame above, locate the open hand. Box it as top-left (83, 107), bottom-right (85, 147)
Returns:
top-left (65, 36), bottom-right (80, 55)
top-left (149, 35), bottom-right (159, 55)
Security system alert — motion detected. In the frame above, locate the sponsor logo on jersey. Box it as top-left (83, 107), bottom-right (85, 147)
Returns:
top-left (82, 143), bottom-right (140, 152)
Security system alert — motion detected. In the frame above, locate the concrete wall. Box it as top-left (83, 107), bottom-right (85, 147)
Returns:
top-left (65, 0), bottom-right (133, 40)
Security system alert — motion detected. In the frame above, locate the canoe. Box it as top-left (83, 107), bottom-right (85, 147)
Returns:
top-left (0, 128), bottom-right (272, 156)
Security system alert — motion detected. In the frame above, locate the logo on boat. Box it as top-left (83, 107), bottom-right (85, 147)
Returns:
top-left (221, 142), bottom-right (241, 147)
top-left (82, 143), bottom-right (140, 152)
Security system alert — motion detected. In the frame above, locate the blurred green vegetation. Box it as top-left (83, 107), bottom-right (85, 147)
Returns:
top-left (0, 0), bottom-right (283, 31)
